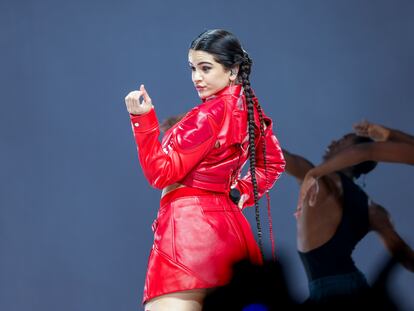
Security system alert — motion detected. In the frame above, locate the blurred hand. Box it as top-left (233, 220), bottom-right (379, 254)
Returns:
top-left (295, 185), bottom-right (314, 218)
top-left (237, 194), bottom-right (249, 210)
top-left (124, 84), bottom-right (153, 115)
top-left (297, 174), bottom-right (319, 212)
top-left (353, 120), bottom-right (390, 142)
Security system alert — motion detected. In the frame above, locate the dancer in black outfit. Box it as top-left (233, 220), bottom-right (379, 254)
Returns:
top-left (283, 129), bottom-right (414, 304)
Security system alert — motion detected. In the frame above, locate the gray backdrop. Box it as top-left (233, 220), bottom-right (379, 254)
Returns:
top-left (1, 0), bottom-right (413, 310)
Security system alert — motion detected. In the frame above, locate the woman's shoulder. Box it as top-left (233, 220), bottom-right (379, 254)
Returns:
top-left (198, 96), bottom-right (230, 127)
top-left (171, 99), bottom-right (226, 134)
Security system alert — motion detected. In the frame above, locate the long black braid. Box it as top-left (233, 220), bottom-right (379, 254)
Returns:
top-left (190, 29), bottom-right (270, 258)
top-left (239, 53), bottom-right (268, 257)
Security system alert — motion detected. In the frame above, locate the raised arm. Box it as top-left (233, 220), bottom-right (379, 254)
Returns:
top-left (298, 141), bottom-right (414, 207)
top-left (307, 141), bottom-right (414, 181)
top-left (369, 202), bottom-right (414, 272)
top-left (125, 85), bottom-right (220, 189)
top-left (307, 120), bottom-right (414, 178)
top-left (282, 149), bottom-right (314, 183)
top-left (354, 120), bottom-right (414, 145)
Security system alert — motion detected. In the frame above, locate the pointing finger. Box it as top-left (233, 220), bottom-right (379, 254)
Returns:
top-left (140, 84), bottom-right (152, 103)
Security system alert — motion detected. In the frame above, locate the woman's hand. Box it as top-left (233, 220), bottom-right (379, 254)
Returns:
top-left (124, 84), bottom-right (153, 115)
top-left (353, 120), bottom-right (390, 142)
top-left (297, 173), bottom-right (319, 211)
top-left (237, 194), bottom-right (249, 210)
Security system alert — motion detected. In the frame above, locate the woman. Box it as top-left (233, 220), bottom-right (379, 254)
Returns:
top-left (124, 29), bottom-right (285, 310)
top-left (283, 132), bottom-right (414, 304)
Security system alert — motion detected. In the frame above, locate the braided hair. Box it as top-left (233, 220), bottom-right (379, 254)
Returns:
top-left (190, 29), bottom-right (269, 257)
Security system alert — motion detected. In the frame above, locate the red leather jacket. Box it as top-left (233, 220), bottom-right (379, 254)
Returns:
top-left (130, 84), bottom-right (285, 208)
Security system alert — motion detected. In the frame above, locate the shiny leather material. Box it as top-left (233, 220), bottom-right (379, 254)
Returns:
top-left (130, 84), bottom-right (286, 304)
top-left (130, 84), bottom-right (285, 207)
top-left (144, 187), bottom-right (263, 304)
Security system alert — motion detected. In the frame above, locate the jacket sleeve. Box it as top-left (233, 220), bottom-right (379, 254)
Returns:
top-left (129, 108), bottom-right (219, 189)
top-left (235, 115), bottom-right (286, 208)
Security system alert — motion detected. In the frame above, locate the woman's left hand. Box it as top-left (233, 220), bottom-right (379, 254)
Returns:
top-left (237, 194), bottom-right (249, 210)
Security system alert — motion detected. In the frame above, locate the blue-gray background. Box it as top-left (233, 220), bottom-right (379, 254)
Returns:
top-left (1, 0), bottom-right (413, 310)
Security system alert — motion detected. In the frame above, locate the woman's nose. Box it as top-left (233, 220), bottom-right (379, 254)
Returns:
top-left (193, 70), bottom-right (202, 82)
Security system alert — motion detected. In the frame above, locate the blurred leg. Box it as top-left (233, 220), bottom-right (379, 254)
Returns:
top-left (144, 289), bottom-right (207, 311)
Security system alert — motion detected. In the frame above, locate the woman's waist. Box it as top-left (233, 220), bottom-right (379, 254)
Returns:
top-left (180, 151), bottom-right (247, 184)
top-left (160, 184), bottom-right (235, 209)
top-left (179, 166), bottom-right (243, 192)
top-left (298, 249), bottom-right (357, 281)
top-left (161, 183), bottom-right (186, 198)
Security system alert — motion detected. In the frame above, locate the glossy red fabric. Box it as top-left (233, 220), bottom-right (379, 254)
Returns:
top-left (130, 85), bottom-right (285, 209)
top-left (129, 84), bottom-right (286, 304)
top-left (143, 186), bottom-right (262, 303)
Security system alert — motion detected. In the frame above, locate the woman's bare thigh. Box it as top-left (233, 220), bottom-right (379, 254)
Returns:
top-left (144, 289), bottom-right (209, 311)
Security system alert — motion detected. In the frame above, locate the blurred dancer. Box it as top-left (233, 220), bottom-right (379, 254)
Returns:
top-left (283, 129), bottom-right (414, 303)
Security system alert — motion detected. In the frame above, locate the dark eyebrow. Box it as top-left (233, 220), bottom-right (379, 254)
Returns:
top-left (188, 61), bottom-right (213, 66)
top-left (197, 62), bottom-right (213, 66)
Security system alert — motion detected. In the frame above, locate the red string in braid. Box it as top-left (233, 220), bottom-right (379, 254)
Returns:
top-left (256, 105), bottom-right (276, 261)
top-left (241, 60), bottom-right (264, 259)
top-left (248, 101), bottom-right (263, 255)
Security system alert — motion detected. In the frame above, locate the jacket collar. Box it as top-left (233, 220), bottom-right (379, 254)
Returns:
top-left (204, 84), bottom-right (243, 102)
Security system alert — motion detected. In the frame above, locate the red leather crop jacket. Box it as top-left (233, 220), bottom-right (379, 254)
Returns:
top-left (130, 84), bottom-right (285, 208)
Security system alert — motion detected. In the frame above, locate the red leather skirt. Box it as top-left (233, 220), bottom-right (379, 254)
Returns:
top-left (142, 186), bottom-right (262, 304)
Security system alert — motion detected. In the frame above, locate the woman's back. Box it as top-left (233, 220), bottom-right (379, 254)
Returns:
top-left (298, 172), bottom-right (370, 282)
top-left (297, 173), bottom-right (343, 252)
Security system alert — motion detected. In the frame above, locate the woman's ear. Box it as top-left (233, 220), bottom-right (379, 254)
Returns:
top-left (229, 66), bottom-right (239, 81)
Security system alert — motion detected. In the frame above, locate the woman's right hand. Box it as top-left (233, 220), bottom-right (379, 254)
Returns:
top-left (353, 120), bottom-right (390, 142)
top-left (124, 84), bottom-right (153, 115)
top-left (298, 173), bottom-right (319, 211)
